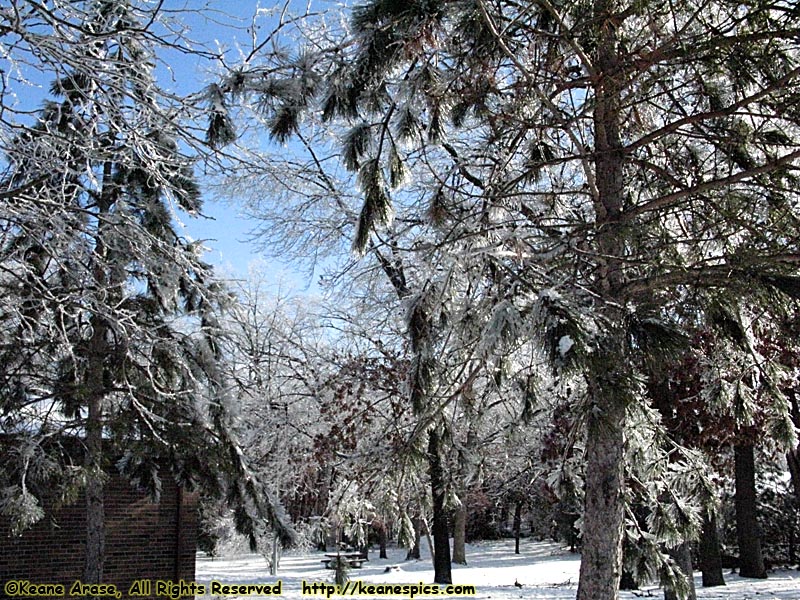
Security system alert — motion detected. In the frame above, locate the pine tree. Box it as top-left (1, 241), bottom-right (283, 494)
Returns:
top-left (0, 0), bottom-right (294, 580)
top-left (208, 1), bottom-right (800, 597)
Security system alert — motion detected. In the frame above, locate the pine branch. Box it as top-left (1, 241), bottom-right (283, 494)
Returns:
top-left (623, 148), bottom-right (800, 222)
top-left (352, 158), bottom-right (393, 255)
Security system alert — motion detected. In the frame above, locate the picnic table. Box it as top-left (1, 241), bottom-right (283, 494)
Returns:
top-left (321, 552), bottom-right (365, 569)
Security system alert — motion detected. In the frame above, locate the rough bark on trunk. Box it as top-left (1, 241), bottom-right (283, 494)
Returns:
top-left (84, 392), bottom-right (105, 586)
top-left (513, 500), bottom-right (522, 555)
top-left (428, 429), bottom-right (452, 584)
top-left (788, 394), bottom-right (800, 565)
top-left (576, 388), bottom-right (626, 600)
top-left (452, 505), bottom-right (467, 564)
top-left (83, 165), bottom-right (114, 590)
top-left (734, 444), bottom-right (767, 579)
top-left (453, 393), bottom-right (476, 566)
top-left (576, 0), bottom-right (628, 596)
top-left (664, 542), bottom-right (697, 600)
top-left (698, 510), bottom-right (725, 587)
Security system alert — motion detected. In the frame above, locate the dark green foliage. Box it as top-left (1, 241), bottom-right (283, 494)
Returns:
top-left (626, 313), bottom-right (689, 375)
top-left (531, 292), bottom-right (590, 376)
top-left (269, 104), bottom-right (301, 143)
top-left (206, 84), bottom-right (237, 148)
top-left (351, 0), bottom-right (444, 32)
top-left (707, 301), bottom-right (749, 349)
top-left (201, 0), bottom-right (800, 592)
top-left (353, 158), bottom-right (393, 254)
top-left (322, 83), bottom-right (357, 122)
top-left (207, 111), bottom-right (237, 148)
top-left (395, 106), bottom-right (422, 142)
top-left (50, 73), bottom-right (92, 101)
top-left (760, 129), bottom-right (792, 146)
top-left (760, 274), bottom-right (800, 300)
top-left (0, 1), bottom-right (290, 548)
top-left (343, 123), bottom-right (373, 172)
top-left (350, 0), bottom-right (447, 90)
top-left (427, 104), bottom-right (445, 143)
top-left (388, 146), bottom-right (406, 189)
top-left (197, 497), bottom-right (223, 557)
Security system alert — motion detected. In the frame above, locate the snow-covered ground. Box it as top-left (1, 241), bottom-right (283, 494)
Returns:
top-left (195, 539), bottom-right (800, 599)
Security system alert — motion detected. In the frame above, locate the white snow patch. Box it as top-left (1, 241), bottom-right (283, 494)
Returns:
top-left (195, 539), bottom-right (800, 599)
top-left (539, 288), bottom-right (562, 301)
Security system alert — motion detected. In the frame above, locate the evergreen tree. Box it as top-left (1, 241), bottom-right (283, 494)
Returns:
top-left (208, 0), bottom-right (800, 597)
top-left (0, 0), bottom-right (293, 581)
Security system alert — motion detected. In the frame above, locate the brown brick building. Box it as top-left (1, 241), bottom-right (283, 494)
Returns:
top-left (0, 470), bottom-right (198, 599)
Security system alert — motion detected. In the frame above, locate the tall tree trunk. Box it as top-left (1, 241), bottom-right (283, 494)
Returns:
top-left (428, 429), bottom-right (452, 584)
top-left (789, 449), bottom-right (800, 504)
top-left (664, 542), bottom-right (696, 600)
top-left (452, 505), bottom-right (467, 564)
top-left (788, 395), bottom-right (800, 504)
top-left (787, 393), bottom-right (800, 566)
top-left (513, 500), bottom-right (522, 555)
top-left (698, 510), bottom-right (725, 587)
top-left (84, 164), bottom-right (115, 589)
top-left (84, 390), bottom-right (105, 585)
top-left (734, 444), bottom-right (767, 578)
top-left (376, 520), bottom-right (388, 559)
top-left (84, 315), bottom-right (108, 588)
top-left (83, 317), bottom-right (108, 589)
top-left (577, 0), bottom-right (627, 597)
top-left (453, 389), bottom-right (476, 566)
top-left (270, 531), bottom-right (280, 576)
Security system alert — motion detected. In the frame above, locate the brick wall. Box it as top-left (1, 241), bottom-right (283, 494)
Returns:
top-left (0, 473), bottom-right (198, 599)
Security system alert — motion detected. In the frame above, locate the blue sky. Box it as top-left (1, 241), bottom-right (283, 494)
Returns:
top-left (176, 1), bottom-right (332, 293)
top-left (4, 1), bottom-right (325, 290)
top-left (172, 2), bottom-right (296, 281)
top-left (180, 197), bottom-right (264, 279)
